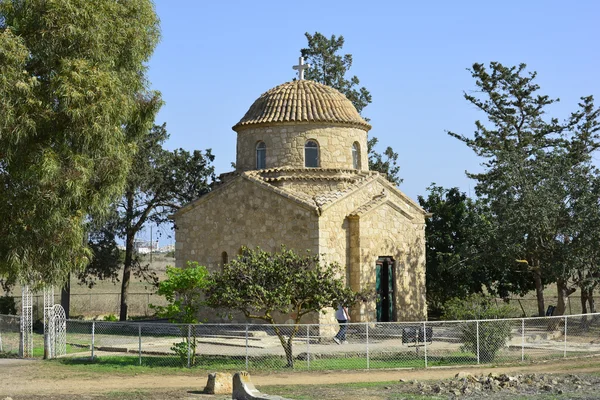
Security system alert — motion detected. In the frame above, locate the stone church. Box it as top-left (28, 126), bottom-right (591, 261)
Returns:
top-left (173, 61), bottom-right (427, 325)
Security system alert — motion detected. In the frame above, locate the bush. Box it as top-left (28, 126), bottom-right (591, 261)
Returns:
top-left (443, 294), bottom-right (517, 363)
top-left (103, 314), bottom-right (118, 321)
top-left (0, 296), bottom-right (16, 315)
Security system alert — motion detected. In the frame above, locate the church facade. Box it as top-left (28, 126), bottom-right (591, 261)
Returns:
top-left (173, 77), bottom-right (427, 325)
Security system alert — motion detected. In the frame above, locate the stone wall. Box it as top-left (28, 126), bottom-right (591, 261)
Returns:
top-left (174, 173), bottom-right (426, 325)
top-left (318, 177), bottom-right (427, 324)
top-left (235, 123), bottom-right (369, 172)
top-left (174, 176), bottom-right (320, 323)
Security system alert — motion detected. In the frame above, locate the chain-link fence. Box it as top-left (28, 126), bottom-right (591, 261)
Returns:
top-left (0, 314), bottom-right (21, 356)
top-left (4, 313), bottom-right (600, 370)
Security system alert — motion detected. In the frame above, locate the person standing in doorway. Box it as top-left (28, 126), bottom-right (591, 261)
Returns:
top-left (333, 304), bottom-right (350, 344)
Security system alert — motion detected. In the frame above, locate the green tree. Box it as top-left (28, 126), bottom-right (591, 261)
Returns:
top-left (151, 262), bottom-right (210, 366)
top-left (367, 138), bottom-right (403, 186)
top-left (0, 0), bottom-right (160, 286)
top-left (205, 246), bottom-right (363, 368)
top-left (94, 123), bottom-right (215, 321)
top-left (448, 63), bottom-right (600, 316)
top-left (300, 32), bottom-right (402, 185)
top-left (418, 185), bottom-right (496, 316)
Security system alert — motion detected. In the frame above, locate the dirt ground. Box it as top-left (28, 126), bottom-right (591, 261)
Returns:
top-left (2, 356), bottom-right (600, 399)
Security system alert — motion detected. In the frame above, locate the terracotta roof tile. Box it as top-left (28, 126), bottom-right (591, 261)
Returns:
top-left (233, 80), bottom-right (371, 131)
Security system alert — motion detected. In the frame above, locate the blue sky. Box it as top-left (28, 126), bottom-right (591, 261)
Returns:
top-left (144, 0), bottom-right (600, 245)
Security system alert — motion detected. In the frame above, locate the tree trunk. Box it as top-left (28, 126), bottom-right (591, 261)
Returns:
top-left (120, 191), bottom-right (135, 322)
top-left (533, 266), bottom-right (545, 317)
top-left (581, 287), bottom-right (589, 314)
top-left (588, 290), bottom-right (596, 314)
top-left (285, 340), bottom-right (294, 368)
top-left (60, 273), bottom-right (70, 319)
top-left (555, 278), bottom-right (569, 316)
top-left (119, 231), bottom-right (134, 321)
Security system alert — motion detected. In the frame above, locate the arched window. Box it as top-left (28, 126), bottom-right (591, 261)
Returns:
top-left (221, 251), bottom-right (228, 265)
top-left (304, 140), bottom-right (319, 168)
top-left (256, 141), bottom-right (266, 169)
top-left (352, 142), bottom-right (361, 169)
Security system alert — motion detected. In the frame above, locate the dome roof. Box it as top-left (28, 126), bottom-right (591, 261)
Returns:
top-left (233, 80), bottom-right (371, 131)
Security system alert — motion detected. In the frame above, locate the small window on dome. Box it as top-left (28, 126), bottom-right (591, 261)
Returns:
top-left (256, 141), bottom-right (266, 169)
top-left (352, 142), bottom-right (361, 169)
top-left (305, 140), bottom-right (319, 168)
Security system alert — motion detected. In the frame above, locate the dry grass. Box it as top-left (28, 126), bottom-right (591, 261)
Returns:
top-left (1, 255), bottom-right (173, 319)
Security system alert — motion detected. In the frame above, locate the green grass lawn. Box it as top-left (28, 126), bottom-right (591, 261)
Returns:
top-left (53, 350), bottom-right (522, 373)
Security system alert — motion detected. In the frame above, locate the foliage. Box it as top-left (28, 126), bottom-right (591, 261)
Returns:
top-left (301, 32), bottom-right (371, 114)
top-left (300, 32), bottom-right (402, 185)
top-left (0, 0), bottom-right (160, 286)
top-left (205, 246), bottom-right (363, 368)
top-left (0, 295), bottom-right (16, 315)
top-left (102, 314), bottom-right (118, 322)
top-left (151, 262), bottom-right (210, 367)
top-left (78, 228), bottom-right (122, 289)
top-left (84, 122), bottom-right (215, 321)
top-left (418, 185), bottom-right (497, 316)
top-left (151, 263), bottom-right (209, 324)
top-left (448, 62), bottom-right (600, 316)
top-left (367, 138), bottom-right (403, 186)
top-left (443, 294), bottom-right (518, 362)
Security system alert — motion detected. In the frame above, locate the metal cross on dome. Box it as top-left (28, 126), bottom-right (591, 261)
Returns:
top-left (292, 56), bottom-right (310, 80)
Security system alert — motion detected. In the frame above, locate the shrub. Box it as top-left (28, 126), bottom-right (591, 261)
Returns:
top-left (150, 262), bottom-right (209, 366)
top-left (443, 294), bottom-right (517, 363)
top-left (0, 296), bottom-right (16, 315)
top-left (103, 314), bottom-right (118, 321)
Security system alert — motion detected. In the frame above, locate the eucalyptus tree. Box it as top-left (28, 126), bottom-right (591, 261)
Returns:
top-left (0, 0), bottom-right (160, 286)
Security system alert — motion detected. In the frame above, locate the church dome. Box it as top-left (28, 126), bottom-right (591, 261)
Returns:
top-left (233, 80), bottom-right (371, 131)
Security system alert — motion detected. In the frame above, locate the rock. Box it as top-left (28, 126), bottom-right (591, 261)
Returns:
top-left (232, 371), bottom-right (292, 400)
top-left (455, 371), bottom-right (473, 379)
top-left (384, 386), bottom-right (391, 390)
top-left (398, 378), bottom-right (406, 382)
top-left (204, 372), bottom-right (233, 395)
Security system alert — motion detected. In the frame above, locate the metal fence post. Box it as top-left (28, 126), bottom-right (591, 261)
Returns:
top-left (423, 322), bottom-right (428, 368)
top-left (138, 324), bottom-right (142, 366)
top-left (306, 324), bottom-right (310, 370)
top-left (564, 316), bottom-right (567, 358)
top-left (187, 324), bottom-right (191, 368)
top-left (245, 324), bottom-right (249, 370)
top-left (365, 322), bottom-right (369, 370)
top-left (91, 321), bottom-right (95, 360)
top-left (521, 318), bottom-right (524, 362)
top-left (476, 320), bottom-right (480, 365)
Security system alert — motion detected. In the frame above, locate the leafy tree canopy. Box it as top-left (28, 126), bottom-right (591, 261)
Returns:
top-left (0, 0), bottom-right (160, 286)
top-left (300, 32), bottom-right (402, 185)
top-left (448, 62), bottom-right (600, 316)
top-left (84, 122), bottom-right (215, 321)
top-left (205, 246), bottom-right (363, 367)
top-left (301, 32), bottom-right (371, 114)
top-left (151, 262), bottom-right (210, 324)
